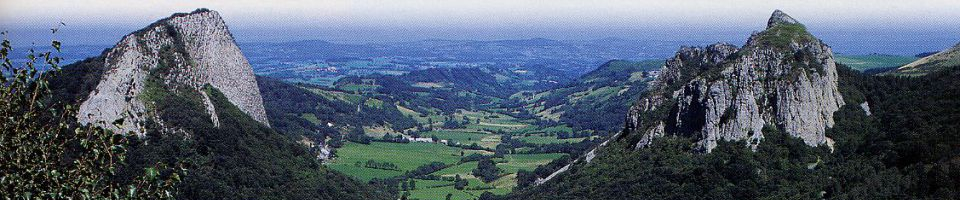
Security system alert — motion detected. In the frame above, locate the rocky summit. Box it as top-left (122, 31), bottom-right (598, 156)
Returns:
top-left (767, 9), bottom-right (799, 28)
top-left (76, 9), bottom-right (270, 135)
top-left (625, 10), bottom-right (844, 152)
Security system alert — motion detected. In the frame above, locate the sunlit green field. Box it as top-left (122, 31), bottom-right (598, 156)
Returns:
top-left (497, 153), bottom-right (567, 174)
top-left (327, 139), bottom-right (568, 198)
top-left (327, 164), bottom-right (404, 181)
top-left (406, 185), bottom-right (478, 200)
top-left (425, 130), bottom-right (491, 145)
top-left (511, 125), bottom-right (572, 135)
top-left (324, 104), bottom-right (582, 199)
top-left (517, 135), bottom-right (586, 144)
top-left (326, 142), bottom-right (462, 181)
top-left (835, 54), bottom-right (917, 71)
top-left (432, 161), bottom-right (478, 177)
top-left (337, 83), bottom-right (381, 92)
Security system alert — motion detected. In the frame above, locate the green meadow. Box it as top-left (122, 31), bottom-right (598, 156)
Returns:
top-left (326, 142), bottom-right (462, 181)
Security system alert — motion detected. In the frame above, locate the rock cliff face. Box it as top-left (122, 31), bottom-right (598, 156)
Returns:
top-left (76, 9), bottom-right (269, 135)
top-left (625, 10), bottom-right (843, 152)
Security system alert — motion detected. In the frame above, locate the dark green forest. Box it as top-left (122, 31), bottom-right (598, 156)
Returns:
top-left (519, 60), bottom-right (661, 133)
top-left (258, 76), bottom-right (418, 143)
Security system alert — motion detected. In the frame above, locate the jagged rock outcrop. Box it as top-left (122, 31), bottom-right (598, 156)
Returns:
top-left (768, 10), bottom-right (799, 27)
top-left (76, 9), bottom-right (269, 135)
top-left (625, 10), bottom-right (844, 152)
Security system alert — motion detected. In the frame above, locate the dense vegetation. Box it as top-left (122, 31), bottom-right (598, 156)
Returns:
top-left (507, 60), bottom-right (661, 133)
top-left (258, 76), bottom-right (418, 146)
top-left (1, 37), bottom-right (176, 199)
top-left (335, 67), bottom-right (568, 114)
top-left (472, 159), bottom-right (502, 183)
top-left (503, 64), bottom-right (960, 199)
top-left (116, 84), bottom-right (391, 199)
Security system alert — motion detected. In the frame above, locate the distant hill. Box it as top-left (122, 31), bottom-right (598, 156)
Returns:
top-left (334, 66), bottom-right (568, 114)
top-left (258, 76), bottom-right (419, 152)
top-left (510, 59), bottom-right (662, 133)
top-left (887, 42), bottom-right (960, 76)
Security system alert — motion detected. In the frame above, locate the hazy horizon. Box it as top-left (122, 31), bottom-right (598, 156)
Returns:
top-left (3, 0), bottom-right (960, 55)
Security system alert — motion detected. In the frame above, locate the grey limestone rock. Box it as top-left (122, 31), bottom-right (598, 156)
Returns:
top-left (625, 10), bottom-right (843, 152)
top-left (76, 9), bottom-right (270, 136)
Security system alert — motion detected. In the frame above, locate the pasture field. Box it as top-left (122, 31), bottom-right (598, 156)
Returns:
top-left (326, 142), bottom-right (461, 180)
top-left (511, 124), bottom-right (572, 135)
top-left (406, 185), bottom-right (477, 200)
top-left (835, 54), bottom-right (916, 71)
top-left (337, 83), bottom-right (381, 92)
top-left (327, 164), bottom-right (404, 181)
top-left (497, 153), bottom-right (567, 174)
top-left (517, 135), bottom-right (586, 144)
top-left (432, 161), bottom-right (478, 177)
top-left (425, 130), bottom-right (494, 145)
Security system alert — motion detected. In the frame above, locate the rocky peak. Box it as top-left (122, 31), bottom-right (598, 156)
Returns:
top-left (76, 9), bottom-right (270, 135)
top-left (767, 9), bottom-right (799, 29)
top-left (625, 10), bottom-right (843, 152)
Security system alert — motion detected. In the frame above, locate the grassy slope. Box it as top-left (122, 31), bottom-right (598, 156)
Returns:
top-left (889, 44), bottom-right (960, 76)
top-left (835, 54), bottom-right (917, 71)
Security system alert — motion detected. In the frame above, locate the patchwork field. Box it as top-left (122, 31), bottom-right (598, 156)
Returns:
top-left (327, 141), bottom-right (569, 198)
top-left (323, 102), bottom-right (584, 199)
top-left (327, 142), bottom-right (462, 181)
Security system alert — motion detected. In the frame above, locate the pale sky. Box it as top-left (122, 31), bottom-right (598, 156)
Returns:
top-left (2, 0), bottom-right (959, 48)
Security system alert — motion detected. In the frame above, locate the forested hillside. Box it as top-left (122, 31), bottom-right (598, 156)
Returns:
top-left (507, 59), bottom-right (661, 133)
top-left (116, 86), bottom-right (391, 199)
top-left (504, 64), bottom-right (960, 199)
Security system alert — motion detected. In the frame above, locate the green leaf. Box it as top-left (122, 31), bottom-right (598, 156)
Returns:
top-left (52, 41), bottom-right (61, 51)
top-left (145, 167), bottom-right (159, 180)
top-left (173, 172), bottom-right (181, 181)
top-left (127, 185), bottom-right (137, 197)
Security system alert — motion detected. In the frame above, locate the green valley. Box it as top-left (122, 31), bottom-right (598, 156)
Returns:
top-left (255, 59), bottom-right (662, 199)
